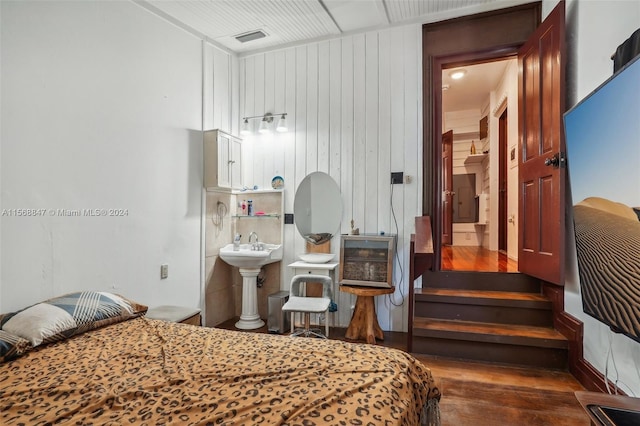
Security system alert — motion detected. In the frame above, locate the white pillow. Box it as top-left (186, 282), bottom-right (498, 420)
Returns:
top-left (3, 303), bottom-right (77, 346)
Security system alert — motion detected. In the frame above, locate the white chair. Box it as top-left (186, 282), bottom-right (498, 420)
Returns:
top-left (281, 274), bottom-right (332, 338)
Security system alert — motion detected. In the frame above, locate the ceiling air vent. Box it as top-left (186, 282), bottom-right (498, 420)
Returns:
top-left (235, 30), bottom-right (267, 43)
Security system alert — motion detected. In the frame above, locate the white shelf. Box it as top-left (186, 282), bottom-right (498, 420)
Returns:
top-left (464, 153), bottom-right (488, 165)
top-left (288, 261), bottom-right (339, 270)
top-left (232, 214), bottom-right (280, 218)
top-left (232, 188), bottom-right (283, 194)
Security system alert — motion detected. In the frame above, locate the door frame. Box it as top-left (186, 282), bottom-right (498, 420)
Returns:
top-left (499, 109), bottom-right (508, 252)
top-left (442, 130), bottom-right (454, 245)
top-left (422, 2), bottom-right (541, 271)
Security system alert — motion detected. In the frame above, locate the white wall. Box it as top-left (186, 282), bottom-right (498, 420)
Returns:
top-left (0, 1), bottom-right (3, 310)
top-left (554, 0), bottom-right (640, 395)
top-left (0, 1), bottom-right (235, 313)
top-left (239, 25), bottom-right (422, 332)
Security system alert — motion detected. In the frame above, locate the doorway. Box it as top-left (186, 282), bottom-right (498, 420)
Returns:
top-left (440, 59), bottom-right (519, 272)
top-left (422, 2), bottom-right (565, 283)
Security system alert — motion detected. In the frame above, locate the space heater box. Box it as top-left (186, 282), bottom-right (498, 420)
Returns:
top-left (339, 234), bottom-right (396, 288)
top-left (267, 291), bottom-right (290, 333)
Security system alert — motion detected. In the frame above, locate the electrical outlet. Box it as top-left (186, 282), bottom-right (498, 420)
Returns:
top-left (391, 172), bottom-right (404, 184)
top-left (284, 213), bottom-right (294, 224)
top-left (160, 264), bottom-right (168, 279)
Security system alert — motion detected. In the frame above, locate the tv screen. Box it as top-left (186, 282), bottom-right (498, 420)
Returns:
top-left (564, 54), bottom-right (640, 342)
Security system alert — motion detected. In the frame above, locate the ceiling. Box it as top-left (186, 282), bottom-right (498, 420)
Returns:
top-left (143, 0), bottom-right (532, 55)
top-left (442, 59), bottom-right (516, 112)
top-left (141, 0), bottom-right (529, 112)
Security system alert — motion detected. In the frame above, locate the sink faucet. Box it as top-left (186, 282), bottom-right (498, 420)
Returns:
top-left (248, 232), bottom-right (262, 251)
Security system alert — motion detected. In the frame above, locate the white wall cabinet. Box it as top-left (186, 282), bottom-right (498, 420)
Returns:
top-left (204, 129), bottom-right (242, 190)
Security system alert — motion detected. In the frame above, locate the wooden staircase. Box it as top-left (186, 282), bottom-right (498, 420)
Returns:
top-left (411, 270), bottom-right (568, 369)
top-left (408, 217), bottom-right (568, 369)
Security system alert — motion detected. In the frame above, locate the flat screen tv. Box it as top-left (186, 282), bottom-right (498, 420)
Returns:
top-left (564, 54), bottom-right (640, 342)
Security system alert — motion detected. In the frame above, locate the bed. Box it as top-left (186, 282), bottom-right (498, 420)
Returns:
top-left (0, 291), bottom-right (441, 425)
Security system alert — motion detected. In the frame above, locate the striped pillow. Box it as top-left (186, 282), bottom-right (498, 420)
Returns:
top-left (0, 329), bottom-right (31, 363)
top-left (1, 292), bottom-right (147, 347)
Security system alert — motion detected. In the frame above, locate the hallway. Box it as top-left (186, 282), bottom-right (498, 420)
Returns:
top-left (441, 245), bottom-right (518, 272)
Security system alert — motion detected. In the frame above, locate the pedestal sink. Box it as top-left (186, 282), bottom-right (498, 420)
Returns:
top-left (219, 243), bottom-right (283, 330)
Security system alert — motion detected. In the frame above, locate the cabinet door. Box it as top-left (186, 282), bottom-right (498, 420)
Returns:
top-left (204, 129), bottom-right (242, 190)
top-left (229, 137), bottom-right (242, 189)
top-left (217, 133), bottom-right (232, 188)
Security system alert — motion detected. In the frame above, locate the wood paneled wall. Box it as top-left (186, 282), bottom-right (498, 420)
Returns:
top-left (202, 42), bottom-right (239, 327)
top-left (204, 43), bottom-right (239, 133)
top-left (239, 24), bottom-right (423, 331)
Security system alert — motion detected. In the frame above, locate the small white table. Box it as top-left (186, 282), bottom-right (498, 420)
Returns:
top-left (288, 261), bottom-right (339, 282)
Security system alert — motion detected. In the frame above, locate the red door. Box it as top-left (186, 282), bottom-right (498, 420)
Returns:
top-left (442, 130), bottom-right (453, 245)
top-left (518, 1), bottom-right (566, 284)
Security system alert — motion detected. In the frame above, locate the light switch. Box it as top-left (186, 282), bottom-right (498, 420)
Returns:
top-left (160, 264), bottom-right (168, 279)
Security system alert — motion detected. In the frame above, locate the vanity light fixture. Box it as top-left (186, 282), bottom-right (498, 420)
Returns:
top-left (449, 69), bottom-right (467, 80)
top-left (240, 112), bottom-right (288, 135)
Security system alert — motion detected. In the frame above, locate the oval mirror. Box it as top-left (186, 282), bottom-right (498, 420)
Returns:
top-left (294, 172), bottom-right (342, 245)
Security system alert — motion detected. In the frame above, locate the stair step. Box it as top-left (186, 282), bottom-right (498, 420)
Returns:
top-left (422, 270), bottom-right (541, 293)
top-left (413, 318), bottom-right (567, 348)
top-left (411, 270), bottom-right (566, 368)
top-left (416, 288), bottom-right (550, 308)
top-left (412, 318), bottom-right (568, 369)
top-left (414, 288), bottom-right (553, 326)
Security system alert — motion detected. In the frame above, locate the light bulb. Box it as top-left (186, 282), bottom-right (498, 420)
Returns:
top-left (276, 114), bottom-right (287, 132)
top-left (259, 117), bottom-right (271, 134)
top-left (240, 118), bottom-right (251, 135)
top-left (450, 69), bottom-right (467, 80)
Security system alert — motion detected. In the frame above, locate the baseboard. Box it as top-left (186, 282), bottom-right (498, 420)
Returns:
top-left (556, 311), bottom-right (616, 393)
top-left (542, 282), bottom-right (625, 395)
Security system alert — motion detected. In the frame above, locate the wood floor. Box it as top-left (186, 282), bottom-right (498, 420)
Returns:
top-left (441, 245), bottom-right (519, 272)
top-left (216, 318), bottom-right (590, 425)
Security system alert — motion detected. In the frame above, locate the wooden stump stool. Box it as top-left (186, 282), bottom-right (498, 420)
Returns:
top-left (341, 285), bottom-right (395, 344)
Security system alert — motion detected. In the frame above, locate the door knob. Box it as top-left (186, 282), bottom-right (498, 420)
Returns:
top-left (544, 155), bottom-right (559, 167)
top-left (544, 152), bottom-right (566, 168)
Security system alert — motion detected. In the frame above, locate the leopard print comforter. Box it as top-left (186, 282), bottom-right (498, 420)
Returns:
top-left (0, 317), bottom-right (440, 425)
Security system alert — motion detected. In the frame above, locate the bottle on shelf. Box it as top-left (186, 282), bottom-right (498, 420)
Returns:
top-left (241, 200), bottom-right (247, 215)
top-left (247, 200), bottom-right (253, 216)
top-left (470, 140), bottom-right (477, 155)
